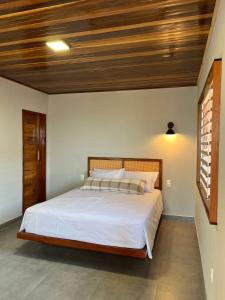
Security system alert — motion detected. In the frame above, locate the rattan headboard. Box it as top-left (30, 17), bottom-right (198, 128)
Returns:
top-left (88, 157), bottom-right (162, 190)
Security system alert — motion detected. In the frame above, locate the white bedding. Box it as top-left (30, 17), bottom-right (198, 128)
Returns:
top-left (20, 188), bottom-right (163, 258)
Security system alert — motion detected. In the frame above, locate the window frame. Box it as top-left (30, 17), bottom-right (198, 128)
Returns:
top-left (197, 59), bottom-right (222, 225)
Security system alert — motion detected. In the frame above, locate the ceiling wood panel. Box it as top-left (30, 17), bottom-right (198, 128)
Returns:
top-left (0, 0), bottom-right (215, 94)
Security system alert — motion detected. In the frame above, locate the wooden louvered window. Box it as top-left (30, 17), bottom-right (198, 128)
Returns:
top-left (197, 59), bottom-right (221, 225)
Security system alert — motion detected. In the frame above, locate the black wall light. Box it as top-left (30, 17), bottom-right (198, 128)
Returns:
top-left (166, 122), bottom-right (175, 135)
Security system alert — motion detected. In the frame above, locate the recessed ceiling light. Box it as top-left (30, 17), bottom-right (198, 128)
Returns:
top-left (46, 40), bottom-right (70, 52)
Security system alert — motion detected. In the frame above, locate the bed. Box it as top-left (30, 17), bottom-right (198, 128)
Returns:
top-left (18, 157), bottom-right (163, 259)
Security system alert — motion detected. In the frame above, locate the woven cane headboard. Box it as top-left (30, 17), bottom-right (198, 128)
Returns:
top-left (88, 157), bottom-right (162, 190)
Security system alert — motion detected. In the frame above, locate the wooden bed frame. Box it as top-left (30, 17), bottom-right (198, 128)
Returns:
top-left (17, 157), bottom-right (163, 259)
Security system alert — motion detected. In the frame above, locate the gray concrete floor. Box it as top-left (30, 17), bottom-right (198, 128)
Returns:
top-left (0, 219), bottom-right (205, 300)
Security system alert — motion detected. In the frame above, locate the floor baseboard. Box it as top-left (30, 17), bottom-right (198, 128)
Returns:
top-left (162, 214), bottom-right (194, 223)
top-left (0, 216), bottom-right (22, 230)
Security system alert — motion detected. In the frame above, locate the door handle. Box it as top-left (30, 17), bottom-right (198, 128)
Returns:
top-left (37, 150), bottom-right (40, 161)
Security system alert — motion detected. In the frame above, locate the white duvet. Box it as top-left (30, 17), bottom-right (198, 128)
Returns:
top-left (20, 188), bottom-right (163, 258)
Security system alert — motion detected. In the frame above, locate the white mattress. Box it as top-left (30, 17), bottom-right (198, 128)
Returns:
top-left (20, 188), bottom-right (163, 258)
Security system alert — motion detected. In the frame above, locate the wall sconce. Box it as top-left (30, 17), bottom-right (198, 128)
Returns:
top-left (166, 122), bottom-right (175, 135)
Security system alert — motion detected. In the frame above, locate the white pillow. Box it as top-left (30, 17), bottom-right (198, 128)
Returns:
top-left (91, 168), bottom-right (125, 179)
top-left (123, 171), bottom-right (159, 192)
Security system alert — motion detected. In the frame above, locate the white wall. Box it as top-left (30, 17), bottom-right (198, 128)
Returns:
top-left (195, 0), bottom-right (225, 299)
top-left (0, 77), bottom-right (48, 225)
top-left (48, 86), bottom-right (197, 217)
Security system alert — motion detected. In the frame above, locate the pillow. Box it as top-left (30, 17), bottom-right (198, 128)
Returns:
top-left (91, 168), bottom-right (125, 179)
top-left (123, 171), bottom-right (159, 192)
top-left (80, 177), bottom-right (145, 195)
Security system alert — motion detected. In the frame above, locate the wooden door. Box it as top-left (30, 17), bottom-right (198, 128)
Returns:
top-left (22, 110), bottom-right (46, 212)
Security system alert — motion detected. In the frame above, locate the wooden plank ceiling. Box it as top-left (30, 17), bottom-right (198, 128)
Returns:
top-left (0, 0), bottom-right (215, 94)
